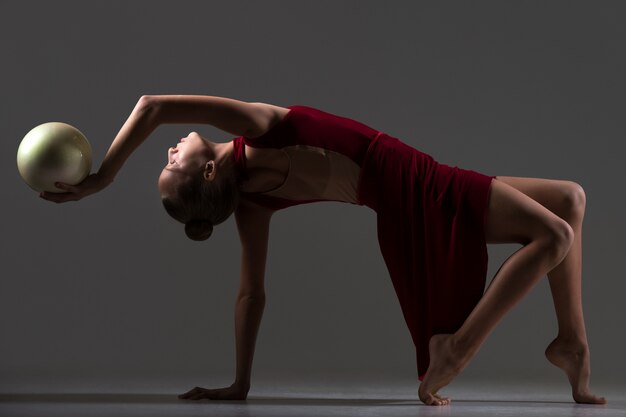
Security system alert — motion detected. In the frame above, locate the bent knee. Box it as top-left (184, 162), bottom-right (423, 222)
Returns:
top-left (485, 178), bottom-right (575, 248)
top-left (563, 181), bottom-right (586, 219)
top-left (538, 218), bottom-right (575, 263)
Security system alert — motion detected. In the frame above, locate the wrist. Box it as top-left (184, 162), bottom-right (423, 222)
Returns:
top-left (233, 379), bottom-right (251, 391)
top-left (96, 171), bottom-right (114, 187)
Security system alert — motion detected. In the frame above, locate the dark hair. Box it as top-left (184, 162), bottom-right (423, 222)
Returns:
top-left (161, 159), bottom-right (241, 241)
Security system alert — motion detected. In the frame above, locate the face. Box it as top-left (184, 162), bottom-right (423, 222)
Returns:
top-left (157, 132), bottom-right (214, 197)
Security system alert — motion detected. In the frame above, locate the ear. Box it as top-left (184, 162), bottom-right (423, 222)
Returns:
top-left (203, 161), bottom-right (215, 181)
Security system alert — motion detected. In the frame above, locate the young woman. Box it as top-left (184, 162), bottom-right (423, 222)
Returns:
top-left (40, 95), bottom-right (606, 406)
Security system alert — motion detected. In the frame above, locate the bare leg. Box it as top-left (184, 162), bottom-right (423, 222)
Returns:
top-left (544, 216), bottom-right (607, 403)
top-left (420, 177), bottom-right (606, 405)
top-left (419, 178), bottom-right (575, 406)
top-left (494, 176), bottom-right (606, 404)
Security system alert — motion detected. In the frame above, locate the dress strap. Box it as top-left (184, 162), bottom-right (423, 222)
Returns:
top-left (232, 136), bottom-right (250, 183)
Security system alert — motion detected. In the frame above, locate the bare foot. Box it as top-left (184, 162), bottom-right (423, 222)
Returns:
top-left (418, 334), bottom-right (471, 406)
top-left (545, 337), bottom-right (607, 404)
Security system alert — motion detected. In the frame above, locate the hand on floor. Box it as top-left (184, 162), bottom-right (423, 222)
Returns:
top-left (178, 383), bottom-right (249, 401)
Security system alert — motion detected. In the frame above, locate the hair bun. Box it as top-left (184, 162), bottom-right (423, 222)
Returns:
top-left (185, 218), bottom-right (213, 241)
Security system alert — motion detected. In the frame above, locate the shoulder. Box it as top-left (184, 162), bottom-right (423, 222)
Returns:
top-left (234, 195), bottom-right (275, 232)
top-left (246, 103), bottom-right (292, 138)
top-left (234, 197), bottom-right (274, 244)
top-left (250, 102), bottom-right (291, 117)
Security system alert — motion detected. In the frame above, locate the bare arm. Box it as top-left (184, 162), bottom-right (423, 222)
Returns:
top-left (41, 94), bottom-right (273, 202)
top-left (179, 199), bottom-right (272, 401)
top-left (98, 94), bottom-right (273, 183)
top-left (95, 97), bottom-right (159, 184)
top-left (233, 199), bottom-right (272, 390)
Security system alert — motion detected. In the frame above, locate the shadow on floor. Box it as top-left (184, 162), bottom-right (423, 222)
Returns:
top-left (0, 393), bottom-right (575, 406)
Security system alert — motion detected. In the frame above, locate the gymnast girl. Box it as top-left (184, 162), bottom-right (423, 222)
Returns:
top-left (40, 95), bottom-right (606, 406)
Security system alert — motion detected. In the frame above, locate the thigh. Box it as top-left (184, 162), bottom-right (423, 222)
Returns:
top-left (494, 175), bottom-right (583, 219)
top-left (485, 178), bottom-right (570, 244)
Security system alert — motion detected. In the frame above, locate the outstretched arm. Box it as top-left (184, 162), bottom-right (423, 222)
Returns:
top-left (99, 94), bottom-right (276, 182)
top-left (40, 94), bottom-right (273, 203)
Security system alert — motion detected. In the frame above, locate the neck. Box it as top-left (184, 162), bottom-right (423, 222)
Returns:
top-left (213, 141), bottom-right (235, 168)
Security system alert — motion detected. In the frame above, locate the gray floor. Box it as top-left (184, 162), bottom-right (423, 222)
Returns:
top-left (1, 376), bottom-right (624, 417)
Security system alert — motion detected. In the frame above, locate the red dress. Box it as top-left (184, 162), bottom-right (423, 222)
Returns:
top-left (232, 105), bottom-right (496, 381)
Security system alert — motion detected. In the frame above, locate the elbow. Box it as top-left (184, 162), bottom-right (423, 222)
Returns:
top-left (237, 292), bottom-right (266, 303)
top-left (135, 95), bottom-right (161, 124)
top-left (137, 95), bottom-right (155, 111)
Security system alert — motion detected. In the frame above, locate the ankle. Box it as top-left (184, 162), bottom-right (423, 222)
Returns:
top-left (553, 334), bottom-right (588, 349)
top-left (451, 333), bottom-right (479, 359)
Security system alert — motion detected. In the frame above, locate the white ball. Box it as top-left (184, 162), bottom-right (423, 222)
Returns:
top-left (17, 122), bottom-right (92, 193)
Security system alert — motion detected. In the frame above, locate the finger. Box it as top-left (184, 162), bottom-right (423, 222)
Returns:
top-left (39, 192), bottom-right (72, 203)
top-left (206, 390), bottom-right (221, 400)
top-left (178, 387), bottom-right (201, 399)
top-left (55, 182), bottom-right (78, 193)
top-left (178, 390), bottom-right (193, 399)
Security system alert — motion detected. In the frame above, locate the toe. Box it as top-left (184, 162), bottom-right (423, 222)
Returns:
top-left (431, 394), bottom-right (449, 406)
top-left (433, 393), bottom-right (451, 405)
top-left (574, 392), bottom-right (608, 404)
top-left (592, 395), bottom-right (607, 404)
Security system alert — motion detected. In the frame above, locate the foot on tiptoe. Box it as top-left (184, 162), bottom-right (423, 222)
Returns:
top-left (418, 334), bottom-right (472, 406)
top-left (545, 337), bottom-right (607, 404)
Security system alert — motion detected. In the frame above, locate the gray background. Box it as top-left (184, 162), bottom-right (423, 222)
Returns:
top-left (1, 0), bottom-right (624, 391)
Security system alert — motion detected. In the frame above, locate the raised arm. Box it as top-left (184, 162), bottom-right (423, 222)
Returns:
top-left (40, 94), bottom-right (275, 203)
top-left (98, 95), bottom-right (274, 185)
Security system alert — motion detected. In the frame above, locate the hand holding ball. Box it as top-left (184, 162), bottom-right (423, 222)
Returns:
top-left (17, 122), bottom-right (93, 193)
